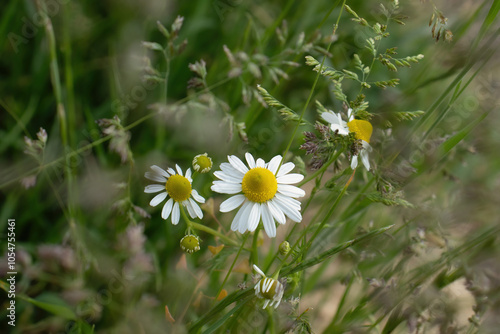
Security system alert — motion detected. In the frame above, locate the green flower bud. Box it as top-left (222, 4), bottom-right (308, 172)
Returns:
top-left (279, 241), bottom-right (291, 256)
top-left (180, 235), bottom-right (200, 254)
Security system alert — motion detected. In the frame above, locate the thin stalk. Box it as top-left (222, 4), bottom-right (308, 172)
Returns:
top-left (179, 205), bottom-right (241, 248)
top-left (251, 225), bottom-right (261, 266)
top-left (276, 0), bottom-right (347, 174)
top-left (298, 149), bottom-right (343, 187)
top-left (303, 169), bottom-right (355, 256)
top-left (0, 75), bottom-right (234, 189)
top-left (37, 0), bottom-right (76, 226)
top-left (62, 3), bottom-right (76, 148)
top-left (266, 307), bottom-right (276, 334)
top-left (214, 233), bottom-right (249, 306)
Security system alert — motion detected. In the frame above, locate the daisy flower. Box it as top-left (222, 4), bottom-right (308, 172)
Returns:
top-left (211, 153), bottom-right (305, 238)
top-left (253, 265), bottom-right (284, 309)
top-left (144, 164), bottom-right (205, 225)
top-left (321, 108), bottom-right (373, 170)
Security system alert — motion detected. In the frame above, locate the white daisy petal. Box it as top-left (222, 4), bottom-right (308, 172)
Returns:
top-left (321, 111), bottom-right (341, 125)
top-left (211, 181), bottom-right (243, 194)
top-left (145, 184), bottom-right (166, 193)
top-left (228, 155), bottom-right (249, 174)
top-left (277, 162), bottom-right (295, 177)
top-left (175, 164), bottom-right (183, 176)
top-left (151, 165), bottom-right (170, 178)
top-left (189, 198), bottom-right (203, 219)
top-left (361, 150), bottom-right (370, 170)
top-left (253, 264), bottom-right (266, 278)
top-left (171, 202), bottom-right (180, 225)
top-left (185, 200), bottom-right (197, 219)
top-left (261, 203), bottom-right (276, 238)
top-left (277, 184), bottom-right (306, 198)
top-left (330, 123), bottom-right (350, 136)
top-left (185, 168), bottom-right (192, 182)
top-left (220, 162), bottom-right (245, 178)
top-left (150, 191), bottom-right (167, 207)
top-left (167, 167), bottom-right (176, 175)
top-left (322, 111), bottom-right (349, 135)
top-left (220, 194), bottom-right (246, 212)
top-left (275, 193), bottom-right (302, 211)
top-left (263, 300), bottom-right (270, 309)
top-left (231, 201), bottom-right (252, 232)
top-left (351, 155), bottom-right (358, 170)
top-left (267, 155), bottom-right (282, 175)
top-left (277, 173), bottom-right (304, 184)
top-left (245, 153), bottom-right (256, 169)
top-left (247, 202), bottom-right (261, 232)
top-left (214, 171), bottom-right (242, 183)
top-left (145, 172), bottom-right (166, 183)
top-left (273, 197), bottom-right (302, 223)
top-left (191, 189), bottom-right (205, 203)
top-left (347, 108), bottom-right (354, 121)
top-left (238, 201), bottom-right (256, 233)
top-left (256, 158), bottom-right (265, 168)
top-left (267, 200), bottom-right (286, 225)
top-left (161, 198), bottom-right (174, 219)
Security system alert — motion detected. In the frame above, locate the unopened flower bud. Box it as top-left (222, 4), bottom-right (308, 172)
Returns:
top-left (180, 235), bottom-right (201, 254)
top-left (192, 153), bottom-right (213, 173)
top-left (279, 241), bottom-right (291, 256)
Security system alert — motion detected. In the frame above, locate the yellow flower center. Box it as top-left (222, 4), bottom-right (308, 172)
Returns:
top-left (165, 174), bottom-right (192, 202)
top-left (241, 167), bottom-right (277, 203)
top-left (259, 278), bottom-right (278, 299)
top-left (347, 119), bottom-right (373, 143)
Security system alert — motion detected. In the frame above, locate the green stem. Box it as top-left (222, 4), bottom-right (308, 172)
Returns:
top-left (265, 150), bottom-right (340, 272)
top-left (276, 0), bottom-right (346, 174)
top-left (251, 225), bottom-right (261, 266)
top-left (298, 149), bottom-right (343, 187)
top-left (267, 307), bottom-right (276, 334)
top-left (190, 222), bottom-right (240, 247)
top-left (214, 233), bottom-right (249, 305)
top-left (272, 169), bottom-right (354, 277)
top-left (38, 0), bottom-right (76, 225)
top-left (303, 169), bottom-right (354, 254)
top-left (0, 75), bottom-right (234, 190)
top-left (180, 205), bottom-right (240, 247)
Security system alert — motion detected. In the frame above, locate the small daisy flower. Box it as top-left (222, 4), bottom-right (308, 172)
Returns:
top-left (253, 265), bottom-right (284, 309)
top-left (211, 153), bottom-right (305, 238)
top-left (321, 108), bottom-right (373, 170)
top-left (192, 153), bottom-right (213, 173)
top-left (144, 164), bottom-right (205, 225)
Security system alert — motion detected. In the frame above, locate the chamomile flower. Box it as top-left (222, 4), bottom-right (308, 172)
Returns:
top-left (211, 153), bottom-right (305, 238)
top-left (253, 265), bottom-right (284, 309)
top-left (144, 164), bottom-right (205, 225)
top-left (321, 108), bottom-right (373, 170)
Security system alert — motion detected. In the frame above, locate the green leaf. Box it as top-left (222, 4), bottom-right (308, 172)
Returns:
top-left (439, 112), bottom-right (488, 156)
top-left (21, 293), bottom-right (77, 320)
top-left (478, 0), bottom-right (500, 41)
top-left (282, 225), bottom-right (395, 276)
top-left (188, 289), bottom-right (254, 333)
top-left (366, 192), bottom-right (414, 208)
top-left (202, 295), bottom-right (253, 334)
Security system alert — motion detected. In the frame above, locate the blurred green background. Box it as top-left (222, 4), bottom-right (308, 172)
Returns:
top-left (1, 0), bottom-right (500, 333)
